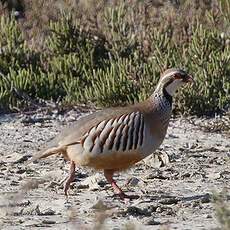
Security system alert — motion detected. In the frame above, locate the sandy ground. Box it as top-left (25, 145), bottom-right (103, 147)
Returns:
top-left (0, 109), bottom-right (229, 230)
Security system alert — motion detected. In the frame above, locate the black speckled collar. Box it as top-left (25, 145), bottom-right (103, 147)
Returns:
top-left (163, 87), bottom-right (172, 106)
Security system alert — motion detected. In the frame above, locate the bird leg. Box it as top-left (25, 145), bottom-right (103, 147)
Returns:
top-left (104, 169), bottom-right (128, 199)
top-left (64, 160), bottom-right (76, 196)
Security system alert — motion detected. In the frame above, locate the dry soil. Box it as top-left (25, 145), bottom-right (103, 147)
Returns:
top-left (0, 109), bottom-right (229, 230)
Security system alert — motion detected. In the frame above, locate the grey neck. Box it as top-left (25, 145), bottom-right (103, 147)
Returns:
top-left (150, 87), bottom-right (173, 117)
top-left (152, 86), bottom-right (173, 106)
top-left (163, 87), bottom-right (173, 105)
top-left (149, 90), bottom-right (172, 135)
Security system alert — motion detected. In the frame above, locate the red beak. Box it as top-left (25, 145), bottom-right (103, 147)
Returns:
top-left (184, 74), bottom-right (194, 83)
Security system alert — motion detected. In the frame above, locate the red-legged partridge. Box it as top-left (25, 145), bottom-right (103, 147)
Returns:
top-left (31, 68), bottom-right (194, 199)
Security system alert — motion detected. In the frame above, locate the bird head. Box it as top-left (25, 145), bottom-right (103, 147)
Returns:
top-left (156, 68), bottom-right (194, 97)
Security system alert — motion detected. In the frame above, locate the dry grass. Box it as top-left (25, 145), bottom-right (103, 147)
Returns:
top-left (213, 189), bottom-right (230, 230)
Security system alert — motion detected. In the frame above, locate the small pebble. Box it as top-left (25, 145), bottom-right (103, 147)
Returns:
top-left (42, 220), bottom-right (56, 224)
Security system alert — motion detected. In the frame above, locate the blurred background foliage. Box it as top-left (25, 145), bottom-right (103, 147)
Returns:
top-left (0, 0), bottom-right (229, 115)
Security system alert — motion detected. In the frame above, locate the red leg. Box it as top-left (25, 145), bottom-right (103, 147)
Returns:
top-left (64, 161), bottom-right (76, 196)
top-left (104, 169), bottom-right (140, 200)
top-left (104, 169), bottom-right (127, 199)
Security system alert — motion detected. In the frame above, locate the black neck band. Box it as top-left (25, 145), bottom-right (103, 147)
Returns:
top-left (163, 87), bottom-right (173, 105)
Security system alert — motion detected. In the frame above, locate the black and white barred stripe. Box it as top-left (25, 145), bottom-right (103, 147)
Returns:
top-left (80, 112), bottom-right (145, 154)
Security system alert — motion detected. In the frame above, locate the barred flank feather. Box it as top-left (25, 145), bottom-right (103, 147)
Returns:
top-left (80, 112), bottom-right (145, 155)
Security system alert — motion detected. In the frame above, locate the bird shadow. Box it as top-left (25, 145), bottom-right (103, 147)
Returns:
top-left (140, 193), bottom-right (212, 204)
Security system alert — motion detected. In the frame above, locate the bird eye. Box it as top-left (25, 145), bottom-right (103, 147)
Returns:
top-left (174, 74), bottom-right (182, 80)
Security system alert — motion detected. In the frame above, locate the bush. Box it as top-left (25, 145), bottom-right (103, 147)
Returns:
top-left (0, 16), bottom-right (42, 111)
top-left (0, 1), bottom-right (229, 115)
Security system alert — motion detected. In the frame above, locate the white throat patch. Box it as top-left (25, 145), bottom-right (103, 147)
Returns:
top-left (165, 79), bottom-right (184, 96)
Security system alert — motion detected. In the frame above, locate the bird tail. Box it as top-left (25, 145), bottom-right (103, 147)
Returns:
top-left (26, 145), bottom-right (67, 165)
top-left (26, 141), bottom-right (81, 165)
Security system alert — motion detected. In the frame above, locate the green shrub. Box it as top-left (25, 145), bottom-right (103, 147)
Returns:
top-left (0, 68), bottom-right (37, 110)
top-left (0, 1), bottom-right (229, 115)
top-left (0, 16), bottom-right (42, 112)
top-left (176, 25), bottom-right (230, 115)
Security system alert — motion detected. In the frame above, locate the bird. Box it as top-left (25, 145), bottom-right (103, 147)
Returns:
top-left (30, 68), bottom-right (194, 199)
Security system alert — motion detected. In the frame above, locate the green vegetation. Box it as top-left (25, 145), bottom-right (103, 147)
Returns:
top-left (0, 0), bottom-right (229, 115)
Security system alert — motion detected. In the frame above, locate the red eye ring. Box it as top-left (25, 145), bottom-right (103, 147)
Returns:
top-left (174, 74), bottom-right (182, 80)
